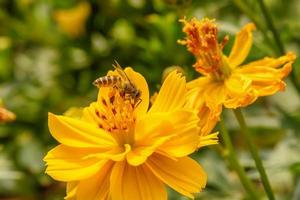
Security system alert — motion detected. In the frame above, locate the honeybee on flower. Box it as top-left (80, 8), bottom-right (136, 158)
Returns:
top-left (93, 62), bottom-right (142, 107)
top-left (44, 65), bottom-right (218, 200)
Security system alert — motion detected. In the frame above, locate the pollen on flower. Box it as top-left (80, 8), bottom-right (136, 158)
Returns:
top-left (178, 18), bottom-right (218, 54)
top-left (179, 17), bottom-right (231, 79)
top-left (94, 87), bottom-right (136, 140)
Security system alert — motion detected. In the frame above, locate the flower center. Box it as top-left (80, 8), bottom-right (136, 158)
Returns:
top-left (96, 87), bottom-right (137, 145)
top-left (179, 18), bottom-right (231, 80)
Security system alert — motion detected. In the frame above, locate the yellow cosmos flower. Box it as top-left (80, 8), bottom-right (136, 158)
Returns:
top-left (44, 67), bottom-right (218, 200)
top-left (179, 18), bottom-right (296, 116)
top-left (53, 2), bottom-right (91, 38)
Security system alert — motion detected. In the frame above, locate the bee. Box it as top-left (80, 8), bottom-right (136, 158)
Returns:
top-left (93, 61), bottom-right (142, 107)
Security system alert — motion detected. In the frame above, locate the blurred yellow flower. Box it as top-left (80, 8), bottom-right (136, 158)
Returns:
top-left (53, 2), bottom-right (91, 38)
top-left (44, 68), bottom-right (217, 200)
top-left (179, 18), bottom-right (296, 117)
top-left (0, 100), bottom-right (16, 123)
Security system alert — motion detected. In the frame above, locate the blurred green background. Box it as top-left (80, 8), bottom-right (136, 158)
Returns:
top-left (0, 0), bottom-right (300, 199)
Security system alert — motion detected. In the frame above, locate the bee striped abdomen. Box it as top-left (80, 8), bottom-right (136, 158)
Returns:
top-left (93, 75), bottom-right (121, 88)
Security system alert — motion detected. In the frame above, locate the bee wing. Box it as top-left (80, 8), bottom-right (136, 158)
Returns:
top-left (113, 61), bottom-right (134, 86)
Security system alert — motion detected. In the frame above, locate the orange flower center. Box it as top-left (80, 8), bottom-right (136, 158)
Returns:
top-left (179, 18), bottom-right (231, 80)
top-left (96, 87), bottom-right (136, 145)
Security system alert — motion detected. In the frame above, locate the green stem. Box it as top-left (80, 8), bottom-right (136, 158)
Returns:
top-left (256, 0), bottom-right (300, 94)
top-left (219, 118), bottom-right (259, 199)
top-left (233, 108), bottom-right (275, 200)
top-left (256, 0), bottom-right (284, 55)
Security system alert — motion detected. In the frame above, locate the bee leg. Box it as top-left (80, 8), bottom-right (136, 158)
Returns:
top-left (135, 98), bottom-right (142, 108)
top-left (120, 90), bottom-right (126, 99)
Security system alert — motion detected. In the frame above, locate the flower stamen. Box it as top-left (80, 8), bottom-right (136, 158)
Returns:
top-left (95, 87), bottom-right (137, 144)
top-left (179, 17), bottom-right (231, 80)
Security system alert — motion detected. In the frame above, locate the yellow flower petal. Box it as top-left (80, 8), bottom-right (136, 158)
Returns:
top-left (76, 161), bottom-right (113, 200)
top-left (221, 73), bottom-right (257, 108)
top-left (127, 114), bottom-right (174, 166)
top-left (228, 23), bottom-right (256, 67)
top-left (186, 77), bottom-right (210, 110)
top-left (48, 113), bottom-right (117, 148)
top-left (240, 52), bottom-right (296, 69)
top-left (146, 153), bottom-right (207, 198)
top-left (236, 62), bottom-right (292, 96)
top-left (80, 102), bottom-right (103, 125)
top-left (124, 67), bottom-right (150, 117)
top-left (224, 93), bottom-right (257, 109)
top-left (186, 77), bottom-right (220, 140)
top-left (134, 113), bottom-right (174, 142)
top-left (197, 105), bottom-right (219, 138)
top-left (224, 73), bottom-right (252, 96)
top-left (157, 110), bottom-right (200, 157)
top-left (129, 110), bottom-right (200, 165)
top-left (187, 76), bottom-right (210, 90)
top-left (149, 70), bottom-right (186, 113)
top-left (65, 182), bottom-right (78, 200)
top-left (110, 161), bottom-right (167, 200)
top-left (44, 145), bottom-right (108, 181)
top-left (204, 82), bottom-right (226, 113)
top-left (198, 132), bottom-right (219, 148)
top-left (87, 144), bottom-right (132, 162)
top-left (185, 87), bottom-right (205, 111)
